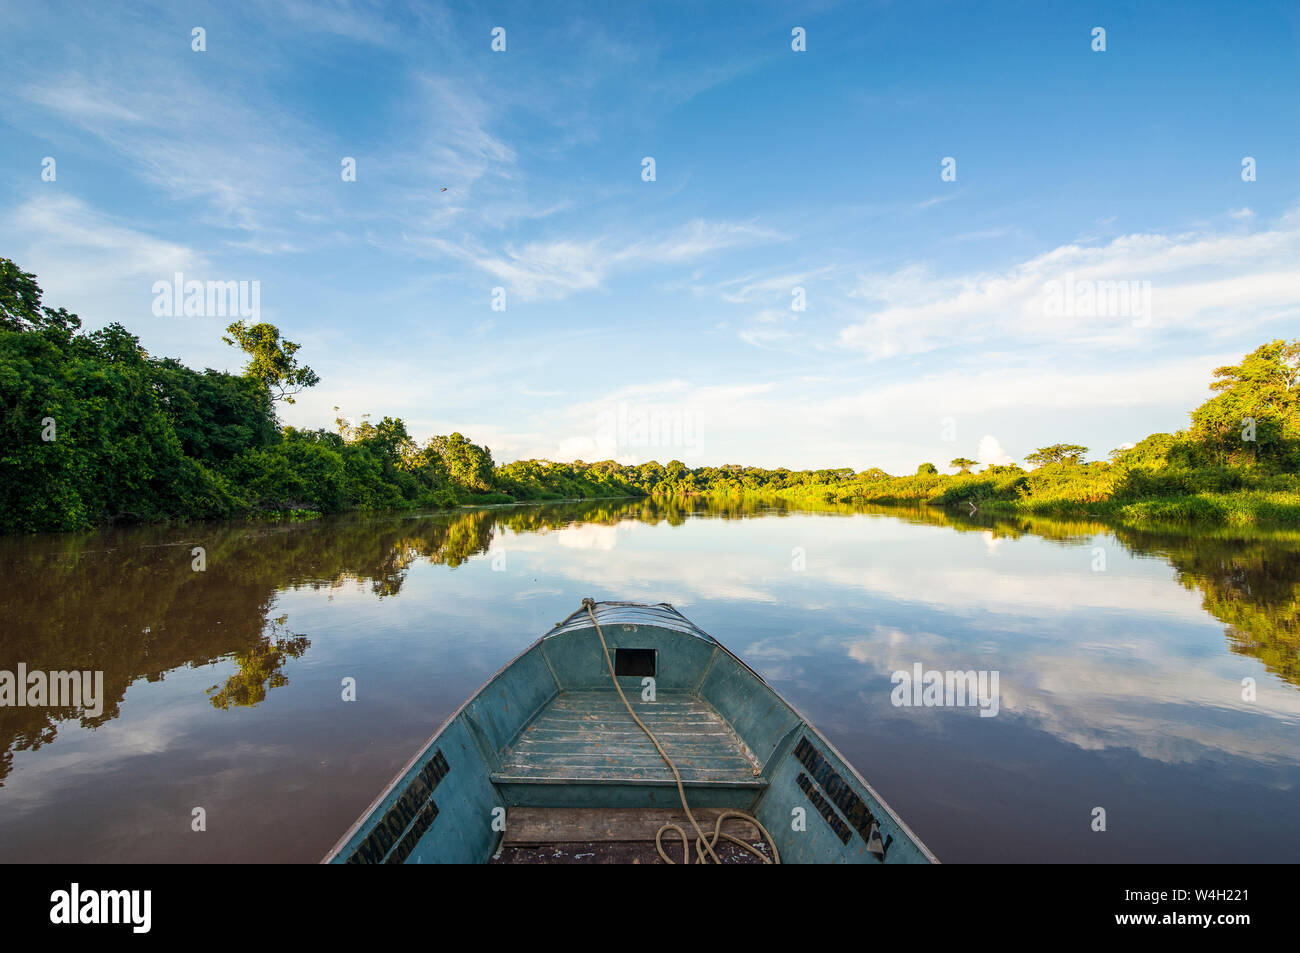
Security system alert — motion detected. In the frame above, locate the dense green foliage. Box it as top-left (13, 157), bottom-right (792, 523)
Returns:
top-left (1, 262), bottom-right (255, 531)
top-left (2, 258), bottom-right (1296, 531)
top-left (1189, 339), bottom-right (1300, 467)
top-left (0, 261), bottom-right (636, 531)
top-left (591, 340), bottom-right (1300, 526)
top-left (592, 434), bottom-right (1298, 525)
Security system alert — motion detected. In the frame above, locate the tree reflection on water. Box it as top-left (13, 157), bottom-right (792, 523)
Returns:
top-left (1, 497), bottom-right (1296, 784)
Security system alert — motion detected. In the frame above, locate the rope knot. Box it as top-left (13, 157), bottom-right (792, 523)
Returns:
top-left (581, 597), bottom-right (596, 610)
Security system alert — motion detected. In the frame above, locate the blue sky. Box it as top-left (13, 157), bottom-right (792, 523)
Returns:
top-left (2, 0), bottom-right (1297, 471)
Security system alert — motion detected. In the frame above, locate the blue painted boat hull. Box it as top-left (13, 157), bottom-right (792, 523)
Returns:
top-left (323, 602), bottom-right (938, 864)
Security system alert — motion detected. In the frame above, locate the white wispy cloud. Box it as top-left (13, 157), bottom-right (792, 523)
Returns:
top-left (407, 74), bottom-right (518, 187)
top-left (516, 353), bottom-right (1229, 471)
top-left (24, 79), bottom-right (145, 123)
top-left (739, 326), bottom-right (797, 349)
top-left (713, 267), bottom-right (836, 304)
top-left (267, 0), bottom-right (405, 46)
top-left (19, 71), bottom-right (334, 239)
top-left (839, 213), bottom-right (1300, 359)
top-left (12, 22), bottom-right (525, 248)
top-left (409, 219), bottom-right (786, 299)
top-left (3, 194), bottom-right (203, 317)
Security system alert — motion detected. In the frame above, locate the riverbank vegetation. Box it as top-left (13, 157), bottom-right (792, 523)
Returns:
top-left (604, 340), bottom-right (1300, 526)
top-left (0, 260), bottom-right (636, 531)
top-left (630, 429), bottom-right (1300, 525)
top-left (2, 258), bottom-right (1295, 531)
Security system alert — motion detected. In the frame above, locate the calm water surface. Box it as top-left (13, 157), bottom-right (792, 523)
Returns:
top-left (1, 499), bottom-right (1297, 862)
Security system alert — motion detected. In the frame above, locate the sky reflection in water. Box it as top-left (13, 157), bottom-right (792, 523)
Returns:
top-left (0, 498), bottom-right (1296, 862)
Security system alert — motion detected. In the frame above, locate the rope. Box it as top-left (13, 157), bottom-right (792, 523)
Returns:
top-left (582, 598), bottom-right (780, 864)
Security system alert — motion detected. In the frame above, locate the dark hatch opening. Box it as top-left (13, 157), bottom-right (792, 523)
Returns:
top-left (614, 648), bottom-right (656, 677)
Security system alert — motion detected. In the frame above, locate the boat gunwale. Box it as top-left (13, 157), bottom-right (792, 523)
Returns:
top-left (320, 600), bottom-right (939, 864)
top-left (320, 604), bottom-right (682, 862)
top-left (319, 625), bottom-right (555, 864)
top-left (757, 675), bottom-right (942, 864)
top-left (693, 614), bottom-right (941, 864)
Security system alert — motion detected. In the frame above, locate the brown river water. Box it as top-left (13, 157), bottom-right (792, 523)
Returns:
top-left (1, 498), bottom-right (1297, 862)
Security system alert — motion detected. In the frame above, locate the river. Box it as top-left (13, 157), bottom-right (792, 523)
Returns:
top-left (1, 498), bottom-right (1296, 862)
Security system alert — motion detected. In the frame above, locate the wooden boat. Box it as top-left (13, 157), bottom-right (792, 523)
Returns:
top-left (323, 600), bottom-right (938, 864)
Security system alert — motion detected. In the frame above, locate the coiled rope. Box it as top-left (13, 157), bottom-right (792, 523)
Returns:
top-left (582, 598), bottom-right (780, 864)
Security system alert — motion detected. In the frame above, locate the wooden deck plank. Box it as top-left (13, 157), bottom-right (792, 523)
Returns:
top-left (510, 739), bottom-right (754, 756)
top-left (501, 807), bottom-right (766, 845)
top-left (495, 689), bottom-right (763, 785)
top-left (494, 769), bottom-right (761, 784)
top-left (501, 754), bottom-right (756, 769)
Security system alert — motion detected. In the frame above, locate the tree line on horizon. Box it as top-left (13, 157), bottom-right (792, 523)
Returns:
top-left (2, 258), bottom-right (1297, 532)
top-left (0, 259), bottom-right (641, 532)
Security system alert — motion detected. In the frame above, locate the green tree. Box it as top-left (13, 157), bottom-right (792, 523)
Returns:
top-left (430, 432), bottom-right (495, 493)
top-left (1, 261), bottom-right (241, 530)
top-left (950, 457), bottom-right (977, 474)
top-left (1189, 339), bottom-right (1300, 467)
top-left (1025, 444), bottom-right (1089, 467)
top-left (223, 321), bottom-right (320, 405)
top-left (917, 462), bottom-right (938, 475)
top-left (0, 258), bottom-right (81, 339)
top-left (150, 358), bottom-right (277, 464)
top-left (857, 467), bottom-right (891, 482)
